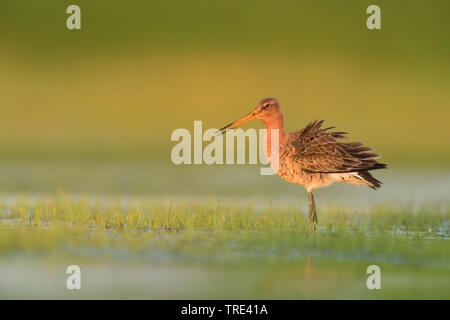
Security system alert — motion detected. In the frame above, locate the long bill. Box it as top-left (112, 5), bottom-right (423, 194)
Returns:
top-left (216, 111), bottom-right (258, 135)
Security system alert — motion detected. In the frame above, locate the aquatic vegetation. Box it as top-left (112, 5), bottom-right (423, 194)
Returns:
top-left (0, 195), bottom-right (448, 299)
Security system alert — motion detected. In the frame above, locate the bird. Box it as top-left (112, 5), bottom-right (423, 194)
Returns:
top-left (218, 97), bottom-right (386, 228)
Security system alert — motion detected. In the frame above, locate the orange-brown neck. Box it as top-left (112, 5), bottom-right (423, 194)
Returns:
top-left (261, 113), bottom-right (286, 158)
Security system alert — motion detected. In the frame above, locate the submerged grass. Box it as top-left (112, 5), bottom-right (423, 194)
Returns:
top-left (0, 195), bottom-right (448, 299)
top-left (1, 196), bottom-right (447, 233)
top-left (0, 196), bottom-right (448, 259)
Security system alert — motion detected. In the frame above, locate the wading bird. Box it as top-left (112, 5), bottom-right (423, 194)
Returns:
top-left (218, 98), bottom-right (386, 227)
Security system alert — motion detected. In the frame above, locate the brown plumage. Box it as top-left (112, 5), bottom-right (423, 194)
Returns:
top-left (219, 97), bottom-right (387, 227)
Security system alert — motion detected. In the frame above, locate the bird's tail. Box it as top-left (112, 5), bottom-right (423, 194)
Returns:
top-left (356, 170), bottom-right (383, 190)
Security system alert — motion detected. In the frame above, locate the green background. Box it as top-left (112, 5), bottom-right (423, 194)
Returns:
top-left (0, 0), bottom-right (449, 167)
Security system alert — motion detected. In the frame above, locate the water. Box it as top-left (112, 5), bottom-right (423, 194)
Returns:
top-left (0, 163), bottom-right (448, 299)
top-left (0, 161), bottom-right (448, 211)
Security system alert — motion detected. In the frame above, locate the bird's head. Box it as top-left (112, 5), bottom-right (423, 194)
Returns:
top-left (218, 97), bottom-right (282, 135)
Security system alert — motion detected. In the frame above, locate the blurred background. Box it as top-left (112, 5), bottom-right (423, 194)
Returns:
top-left (0, 0), bottom-right (449, 300)
top-left (0, 0), bottom-right (449, 194)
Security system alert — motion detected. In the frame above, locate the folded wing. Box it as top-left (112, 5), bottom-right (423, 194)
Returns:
top-left (283, 120), bottom-right (386, 173)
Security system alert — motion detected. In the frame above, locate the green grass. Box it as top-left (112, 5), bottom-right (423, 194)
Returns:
top-left (0, 195), bottom-right (448, 299)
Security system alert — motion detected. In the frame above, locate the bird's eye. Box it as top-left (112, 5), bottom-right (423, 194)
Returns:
top-left (263, 104), bottom-right (270, 109)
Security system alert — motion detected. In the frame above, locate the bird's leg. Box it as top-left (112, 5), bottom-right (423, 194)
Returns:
top-left (308, 191), bottom-right (318, 229)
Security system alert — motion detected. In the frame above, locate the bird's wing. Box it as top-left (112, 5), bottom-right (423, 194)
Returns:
top-left (283, 120), bottom-right (385, 173)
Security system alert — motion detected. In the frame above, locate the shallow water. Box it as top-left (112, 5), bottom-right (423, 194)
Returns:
top-left (0, 162), bottom-right (448, 299)
top-left (0, 162), bottom-right (448, 211)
